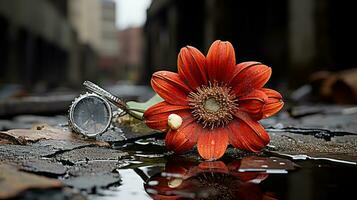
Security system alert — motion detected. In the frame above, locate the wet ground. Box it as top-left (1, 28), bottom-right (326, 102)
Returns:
top-left (1, 104), bottom-right (357, 200)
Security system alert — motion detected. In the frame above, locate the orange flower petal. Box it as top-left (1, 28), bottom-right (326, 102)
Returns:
top-left (197, 127), bottom-right (229, 160)
top-left (231, 63), bottom-right (272, 96)
top-left (260, 88), bottom-right (284, 118)
top-left (198, 161), bottom-right (229, 173)
top-left (144, 102), bottom-right (191, 131)
top-left (238, 89), bottom-right (268, 120)
top-left (166, 156), bottom-right (195, 174)
top-left (165, 119), bottom-right (199, 154)
top-left (229, 61), bottom-right (262, 83)
top-left (236, 61), bottom-right (261, 70)
top-left (228, 112), bottom-right (270, 152)
top-left (178, 46), bottom-right (207, 89)
top-left (151, 71), bottom-right (191, 105)
top-left (206, 40), bottom-right (236, 83)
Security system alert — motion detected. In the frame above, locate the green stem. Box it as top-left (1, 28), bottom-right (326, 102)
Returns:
top-left (127, 110), bottom-right (144, 121)
top-left (127, 108), bottom-right (146, 113)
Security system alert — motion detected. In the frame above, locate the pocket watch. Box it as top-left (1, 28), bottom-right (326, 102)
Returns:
top-left (68, 81), bottom-right (127, 138)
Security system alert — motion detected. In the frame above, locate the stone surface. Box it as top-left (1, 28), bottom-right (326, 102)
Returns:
top-left (0, 116), bottom-right (159, 144)
top-left (258, 106), bottom-right (357, 164)
top-left (31, 139), bottom-right (99, 155)
top-left (0, 144), bottom-right (57, 161)
top-left (55, 146), bottom-right (128, 164)
top-left (0, 145), bottom-right (69, 177)
top-left (267, 131), bottom-right (357, 164)
top-left (20, 159), bottom-right (67, 177)
top-left (96, 127), bottom-right (127, 142)
top-left (298, 114), bottom-right (357, 133)
top-left (262, 107), bottom-right (357, 134)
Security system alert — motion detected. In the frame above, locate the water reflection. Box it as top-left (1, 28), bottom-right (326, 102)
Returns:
top-left (144, 156), bottom-right (285, 200)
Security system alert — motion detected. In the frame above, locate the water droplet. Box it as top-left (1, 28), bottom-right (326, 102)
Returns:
top-left (279, 162), bottom-right (285, 165)
top-left (148, 180), bottom-right (159, 186)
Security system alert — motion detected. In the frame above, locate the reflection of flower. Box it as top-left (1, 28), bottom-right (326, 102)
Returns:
top-left (144, 157), bottom-right (276, 200)
top-left (144, 40), bottom-right (283, 160)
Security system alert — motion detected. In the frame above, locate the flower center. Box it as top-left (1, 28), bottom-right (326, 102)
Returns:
top-left (192, 172), bottom-right (239, 200)
top-left (204, 98), bottom-right (220, 112)
top-left (188, 82), bottom-right (238, 129)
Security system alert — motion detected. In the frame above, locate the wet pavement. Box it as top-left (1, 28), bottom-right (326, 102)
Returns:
top-left (0, 104), bottom-right (357, 199)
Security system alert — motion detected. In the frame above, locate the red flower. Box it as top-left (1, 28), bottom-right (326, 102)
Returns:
top-left (144, 156), bottom-right (277, 200)
top-left (144, 40), bottom-right (283, 160)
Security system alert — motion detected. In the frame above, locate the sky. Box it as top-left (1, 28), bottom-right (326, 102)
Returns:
top-left (114, 0), bottom-right (152, 30)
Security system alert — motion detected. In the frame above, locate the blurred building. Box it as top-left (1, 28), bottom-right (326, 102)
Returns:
top-left (0, 0), bottom-right (83, 89)
top-left (144, 0), bottom-right (357, 87)
top-left (117, 27), bottom-right (145, 82)
top-left (100, 0), bottom-right (119, 60)
top-left (0, 0), bottom-right (119, 92)
top-left (69, 0), bottom-right (119, 81)
top-left (68, 0), bottom-right (102, 51)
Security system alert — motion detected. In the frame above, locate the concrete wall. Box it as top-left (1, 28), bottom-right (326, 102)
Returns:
top-left (68, 0), bottom-right (102, 52)
top-left (100, 0), bottom-right (118, 57)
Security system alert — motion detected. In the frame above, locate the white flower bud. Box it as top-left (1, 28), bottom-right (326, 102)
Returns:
top-left (168, 113), bottom-right (182, 130)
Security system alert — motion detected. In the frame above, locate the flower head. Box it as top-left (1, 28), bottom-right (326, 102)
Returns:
top-left (144, 156), bottom-right (277, 200)
top-left (144, 40), bottom-right (283, 160)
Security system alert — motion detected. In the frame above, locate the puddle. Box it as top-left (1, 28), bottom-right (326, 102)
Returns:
top-left (86, 138), bottom-right (356, 200)
top-left (88, 169), bottom-right (152, 200)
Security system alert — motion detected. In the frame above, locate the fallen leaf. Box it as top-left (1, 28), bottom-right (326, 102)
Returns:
top-left (0, 164), bottom-right (63, 199)
top-left (126, 94), bottom-right (163, 118)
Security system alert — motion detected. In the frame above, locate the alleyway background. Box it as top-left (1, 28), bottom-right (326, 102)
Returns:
top-left (1, 0), bottom-right (357, 114)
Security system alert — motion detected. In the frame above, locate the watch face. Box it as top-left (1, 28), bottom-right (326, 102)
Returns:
top-left (70, 94), bottom-right (112, 137)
